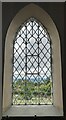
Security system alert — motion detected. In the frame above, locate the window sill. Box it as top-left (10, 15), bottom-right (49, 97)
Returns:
top-left (3, 105), bottom-right (63, 117)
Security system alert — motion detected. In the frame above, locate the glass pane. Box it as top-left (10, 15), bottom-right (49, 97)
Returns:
top-left (12, 17), bottom-right (53, 105)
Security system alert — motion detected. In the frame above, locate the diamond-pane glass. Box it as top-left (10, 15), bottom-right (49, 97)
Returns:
top-left (12, 18), bottom-right (53, 105)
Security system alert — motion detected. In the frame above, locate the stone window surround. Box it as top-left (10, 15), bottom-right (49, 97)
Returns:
top-left (3, 3), bottom-right (63, 116)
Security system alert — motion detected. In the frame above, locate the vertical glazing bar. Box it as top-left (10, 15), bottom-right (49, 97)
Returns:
top-left (12, 39), bottom-right (15, 105)
top-left (38, 24), bottom-right (40, 105)
top-left (32, 19), bottom-right (33, 37)
top-left (50, 39), bottom-right (53, 105)
top-left (25, 25), bottom-right (27, 105)
top-left (12, 37), bottom-right (17, 105)
top-left (32, 20), bottom-right (33, 104)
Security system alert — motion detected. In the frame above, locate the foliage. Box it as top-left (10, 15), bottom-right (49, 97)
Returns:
top-left (13, 79), bottom-right (52, 101)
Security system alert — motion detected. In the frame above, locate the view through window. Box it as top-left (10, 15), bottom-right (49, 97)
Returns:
top-left (12, 17), bottom-right (53, 105)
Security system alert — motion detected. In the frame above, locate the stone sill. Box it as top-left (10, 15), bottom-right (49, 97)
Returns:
top-left (3, 105), bottom-right (63, 117)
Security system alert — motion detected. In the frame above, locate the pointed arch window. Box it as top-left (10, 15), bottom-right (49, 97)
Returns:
top-left (3, 4), bottom-right (63, 116)
top-left (12, 17), bottom-right (53, 105)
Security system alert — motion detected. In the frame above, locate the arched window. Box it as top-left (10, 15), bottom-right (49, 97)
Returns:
top-left (3, 4), bottom-right (63, 116)
top-left (12, 17), bottom-right (53, 105)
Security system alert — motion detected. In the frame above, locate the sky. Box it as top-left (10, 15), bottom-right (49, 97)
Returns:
top-left (13, 19), bottom-right (51, 80)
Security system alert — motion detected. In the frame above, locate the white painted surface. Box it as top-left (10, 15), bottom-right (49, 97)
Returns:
top-left (3, 105), bottom-right (63, 116)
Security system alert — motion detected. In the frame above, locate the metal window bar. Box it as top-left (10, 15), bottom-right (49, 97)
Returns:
top-left (12, 17), bottom-right (53, 105)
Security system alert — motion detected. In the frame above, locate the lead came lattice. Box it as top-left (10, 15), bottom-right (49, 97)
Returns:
top-left (12, 17), bottom-right (53, 105)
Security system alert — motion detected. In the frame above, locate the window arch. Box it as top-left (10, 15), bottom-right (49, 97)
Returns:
top-left (3, 3), bottom-right (63, 116)
top-left (12, 17), bottom-right (53, 105)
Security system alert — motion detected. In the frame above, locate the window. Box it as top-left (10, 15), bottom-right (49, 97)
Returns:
top-left (3, 3), bottom-right (63, 116)
top-left (12, 17), bottom-right (53, 105)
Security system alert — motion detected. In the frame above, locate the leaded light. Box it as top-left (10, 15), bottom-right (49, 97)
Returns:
top-left (12, 17), bottom-right (53, 105)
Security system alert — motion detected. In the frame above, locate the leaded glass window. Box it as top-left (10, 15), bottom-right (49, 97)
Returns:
top-left (12, 17), bottom-right (53, 105)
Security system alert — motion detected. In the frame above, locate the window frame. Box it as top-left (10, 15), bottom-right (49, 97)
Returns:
top-left (12, 17), bottom-right (53, 105)
top-left (3, 3), bottom-right (63, 116)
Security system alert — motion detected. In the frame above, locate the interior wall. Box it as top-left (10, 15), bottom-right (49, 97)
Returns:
top-left (2, 2), bottom-right (65, 120)
top-left (2, 2), bottom-right (64, 70)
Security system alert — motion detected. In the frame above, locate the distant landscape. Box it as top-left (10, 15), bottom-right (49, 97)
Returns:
top-left (13, 77), bottom-right (52, 105)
